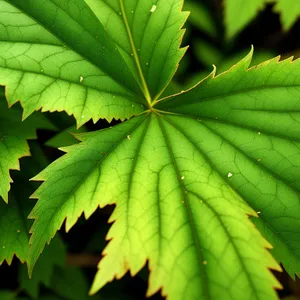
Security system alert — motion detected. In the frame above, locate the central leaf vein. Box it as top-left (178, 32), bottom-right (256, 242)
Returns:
top-left (156, 114), bottom-right (211, 300)
top-left (119, 0), bottom-right (152, 105)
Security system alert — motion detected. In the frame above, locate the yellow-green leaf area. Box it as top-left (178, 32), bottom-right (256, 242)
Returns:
top-left (28, 110), bottom-right (280, 299)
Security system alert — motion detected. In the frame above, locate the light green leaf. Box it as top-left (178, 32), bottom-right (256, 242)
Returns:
top-left (0, 97), bottom-right (54, 202)
top-left (224, 0), bottom-right (265, 39)
top-left (0, 0), bottom-right (145, 126)
top-left (84, 0), bottom-right (188, 102)
top-left (29, 107), bottom-right (280, 299)
top-left (20, 236), bottom-right (66, 299)
top-left (274, 0), bottom-right (300, 30)
top-left (158, 49), bottom-right (300, 279)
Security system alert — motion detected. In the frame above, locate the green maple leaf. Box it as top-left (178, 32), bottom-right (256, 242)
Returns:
top-left (30, 49), bottom-right (300, 299)
top-left (1, 0), bottom-right (300, 299)
top-left (0, 95), bottom-right (54, 202)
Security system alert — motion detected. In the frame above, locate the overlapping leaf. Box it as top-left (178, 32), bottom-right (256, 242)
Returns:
top-left (0, 96), bottom-right (54, 202)
top-left (45, 125), bottom-right (88, 149)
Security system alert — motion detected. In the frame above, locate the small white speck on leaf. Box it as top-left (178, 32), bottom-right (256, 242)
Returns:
top-left (257, 211), bottom-right (261, 214)
top-left (258, 132), bottom-right (261, 135)
top-left (81, 115), bottom-right (84, 119)
top-left (227, 172), bottom-right (233, 178)
top-left (127, 135), bottom-right (131, 140)
top-left (258, 158), bottom-right (261, 162)
top-left (17, 230), bottom-right (20, 233)
top-left (80, 76), bottom-right (83, 83)
top-left (146, 62), bottom-right (149, 66)
top-left (203, 260), bottom-right (207, 265)
top-left (181, 176), bottom-right (185, 180)
top-left (132, 104), bottom-right (135, 107)
top-left (2, 246), bottom-right (5, 249)
top-left (150, 5), bottom-right (157, 12)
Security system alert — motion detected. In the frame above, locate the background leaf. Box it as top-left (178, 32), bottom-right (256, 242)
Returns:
top-left (274, 0), bottom-right (300, 30)
top-left (45, 125), bottom-right (88, 149)
top-left (183, 0), bottom-right (217, 38)
top-left (224, 0), bottom-right (265, 39)
top-left (0, 94), bottom-right (54, 202)
top-left (20, 236), bottom-right (66, 299)
top-left (49, 266), bottom-right (91, 300)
